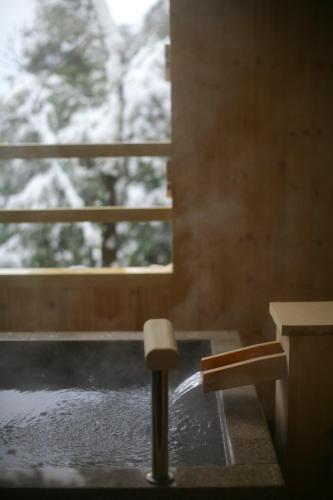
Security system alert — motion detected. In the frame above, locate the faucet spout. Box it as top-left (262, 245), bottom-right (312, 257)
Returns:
top-left (143, 319), bottom-right (180, 485)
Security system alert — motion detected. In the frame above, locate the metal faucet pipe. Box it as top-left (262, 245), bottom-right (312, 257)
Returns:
top-left (143, 319), bottom-right (180, 485)
top-left (147, 370), bottom-right (172, 484)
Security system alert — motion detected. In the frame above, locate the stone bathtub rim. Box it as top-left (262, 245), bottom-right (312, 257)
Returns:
top-left (0, 330), bottom-right (284, 491)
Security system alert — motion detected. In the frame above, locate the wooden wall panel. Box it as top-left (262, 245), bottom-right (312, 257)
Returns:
top-left (91, 286), bottom-right (171, 331)
top-left (0, 287), bottom-right (10, 331)
top-left (0, 272), bottom-right (172, 332)
top-left (170, 0), bottom-right (333, 343)
top-left (1, 0), bottom-right (333, 344)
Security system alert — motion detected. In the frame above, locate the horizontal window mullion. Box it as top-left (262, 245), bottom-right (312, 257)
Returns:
top-left (0, 143), bottom-right (171, 160)
top-left (0, 206), bottom-right (172, 223)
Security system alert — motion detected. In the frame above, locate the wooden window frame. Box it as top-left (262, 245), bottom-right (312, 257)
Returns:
top-left (0, 142), bottom-right (173, 280)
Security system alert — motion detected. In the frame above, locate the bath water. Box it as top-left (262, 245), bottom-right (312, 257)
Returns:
top-left (0, 341), bottom-right (226, 468)
top-left (0, 378), bottom-right (224, 468)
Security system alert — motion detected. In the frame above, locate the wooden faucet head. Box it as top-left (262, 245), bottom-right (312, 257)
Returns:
top-left (143, 319), bottom-right (180, 371)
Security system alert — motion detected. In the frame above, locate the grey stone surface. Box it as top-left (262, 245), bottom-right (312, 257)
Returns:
top-left (0, 330), bottom-right (285, 496)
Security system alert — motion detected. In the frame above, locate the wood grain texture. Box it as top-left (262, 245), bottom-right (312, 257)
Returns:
top-left (2, 0), bottom-right (333, 355)
top-left (270, 301), bottom-right (333, 335)
top-left (0, 206), bottom-right (172, 223)
top-left (0, 268), bottom-right (172, 331)
top-left (170, 0), bottom-right (333, 343)
top-left (144, 319), bottom-right (180, 370)
top-left (0, 267), bottom-right (172, 286)
top-left (201, 340), bottom-right (283, 371)
top-left (202, 352), bottom-right (287, 392)
top-left (0, 143), bottom-right (171, 159)
top-left (272, 302), bottom-right (333, 486)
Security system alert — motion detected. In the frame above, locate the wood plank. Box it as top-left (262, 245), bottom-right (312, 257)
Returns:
top-left (286, 336), bottom-right (333, 485)
top-left (165, 44), bottom-right (171, 81)
top-left (0, 143), bottom-right (171, 159)
top-left (202, 352), bottom-right (288, 392)
top-left (170, 0), bottom-right (333, 344)
top-left (0, 206), bottom-right (172, 223)
top-left (201, 341), bottom-right (284, 371)
top-left (270, 302), bottom-right (333, 336)
top-left (0, 286), bottom-right (10, 331)
top-left (1, 282), bottom-right (172, 332)
top-left (272, 302), bottom-right (333, 485)
top-left (0, 266), bottom-right (173, 288)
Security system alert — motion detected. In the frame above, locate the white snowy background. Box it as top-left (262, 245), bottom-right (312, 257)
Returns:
top-left (0, 0), bottom-right (171, 267)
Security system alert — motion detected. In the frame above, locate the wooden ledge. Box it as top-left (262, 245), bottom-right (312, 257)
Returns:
top-left (270, 301), bottom-right (333, 336)
top-left (0, 266), bottom-right (173, 287)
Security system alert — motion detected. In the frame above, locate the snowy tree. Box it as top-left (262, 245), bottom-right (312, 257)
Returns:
top-left (0, 0), bottom-right (170, 267)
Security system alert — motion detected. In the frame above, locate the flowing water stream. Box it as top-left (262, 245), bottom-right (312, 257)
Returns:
top-left (172, 371), bottom-right (202, 403)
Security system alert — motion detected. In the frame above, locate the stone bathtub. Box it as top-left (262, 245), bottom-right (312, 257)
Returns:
top-left (0, 331), bottom-right (284, 499)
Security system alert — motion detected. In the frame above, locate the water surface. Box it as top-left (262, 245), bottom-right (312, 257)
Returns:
top-left (0, 341), bottom-right (226, 468)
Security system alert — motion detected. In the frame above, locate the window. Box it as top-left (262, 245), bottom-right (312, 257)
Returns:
top-left (0, 0), bottom-right (171, 268)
